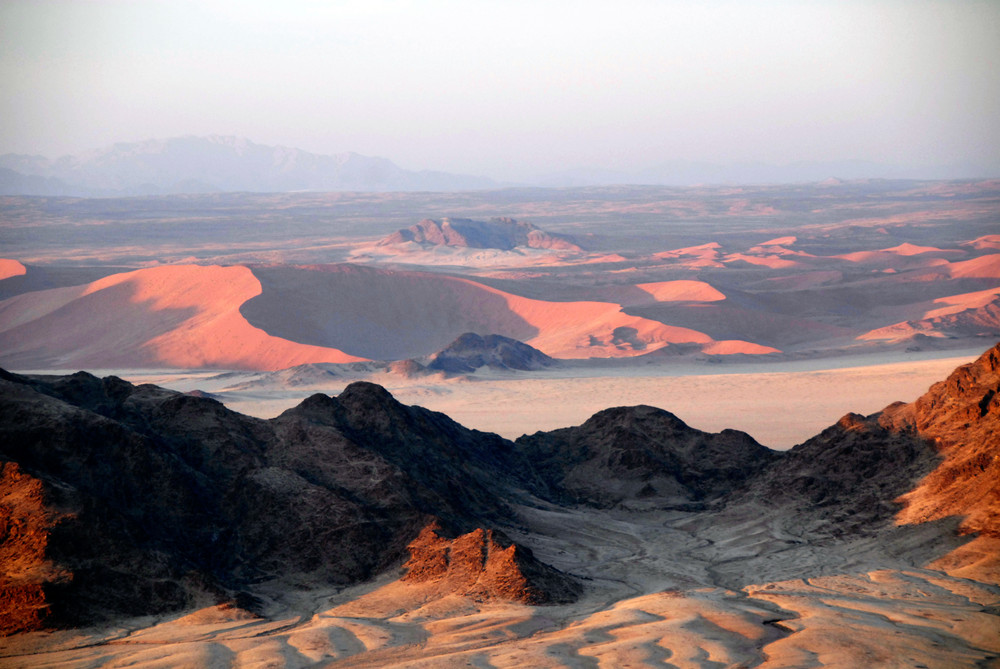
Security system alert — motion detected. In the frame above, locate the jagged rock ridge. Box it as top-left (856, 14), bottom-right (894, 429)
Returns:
top-left (517, 405), bottom-right (778, 508)
top-left (402, 522), bottom-right (580, 604)
top-left (0, 372), bottom-right (548, 634)
top-left (377, 217), bottom-right (581, 251)
top-left (1, 341), bottom-right (998, 634)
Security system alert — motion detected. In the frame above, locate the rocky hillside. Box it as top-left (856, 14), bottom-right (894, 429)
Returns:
top-left (517, 405), bottom-right (778, 508)
top-left (1, 342), bottom-right (998, 634)
top-left (0, 372), bottom-right (547, 634)
top-left (898, 342), bottom-right (1000, 535)
top-left (377, 217), bottom-right (581, 251)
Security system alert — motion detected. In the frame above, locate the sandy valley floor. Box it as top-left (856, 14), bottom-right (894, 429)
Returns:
top-left (103, 349), bottom-right (984, 449)
top-left (3, 501), bottom-right (998, 668)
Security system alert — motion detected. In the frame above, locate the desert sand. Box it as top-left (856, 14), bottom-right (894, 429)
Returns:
top-left (3, 501), bottom-right (996, 668)
top-left (2, 183), bottom-right (999, 666)
top-left (90, 350), bottom-right (979, 450)
top-left (0, 265), bottom-right (365, 370)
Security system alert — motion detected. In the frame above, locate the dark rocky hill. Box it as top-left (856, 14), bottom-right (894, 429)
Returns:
top-left (428, 333), bottom-right (556, 373)
top-left (0, 372), bottom-right (549, 633)
top-left (2, 341), bottom-right (998, 634)
top-left (517, 405), bottom-right (778, 508)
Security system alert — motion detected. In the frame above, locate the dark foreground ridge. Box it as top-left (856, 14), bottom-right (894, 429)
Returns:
top-left (1, 341), bottom-right (998, 634)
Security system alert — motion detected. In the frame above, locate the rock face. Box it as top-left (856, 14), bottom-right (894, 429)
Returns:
top-left (741, 342), bottom-right (1000, 536)
top-left (428, 333), bottom-right (556, 373)
top-left (402, 522), bottom-right (580, 604)
top-left (517, 405), bottom-right (778, 508)
top-left (377, 217), bottom-right (581, 251)
top-left (741, 405), bottom-right (938, 533)
top-left (897, 342), bottom-right (1000, 535)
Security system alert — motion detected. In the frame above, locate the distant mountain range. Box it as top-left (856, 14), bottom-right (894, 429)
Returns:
top-left (1, 135), bottom-right (996, 197)
top-left (531, 159), bottom-right (999, 187)
top-left (0, 136), bottom-right (497, 196)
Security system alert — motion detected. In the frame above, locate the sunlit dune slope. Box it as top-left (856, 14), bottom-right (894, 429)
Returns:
top-left (0, 265), bottom-right (366, 370)
top-left (0, 260), bottom-right (26, 281)
top-left (633, 280), bottom-right (725, 303)
top-left (858, 286), bottom-right (1000, 342)
top-left (242, 264), bottom-right (777, 360)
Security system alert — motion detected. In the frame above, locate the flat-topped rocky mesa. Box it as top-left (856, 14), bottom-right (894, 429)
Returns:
top-left (1, 342), bottom-right (998, 635)
top-left (377, 217), bottom-right (582, 251)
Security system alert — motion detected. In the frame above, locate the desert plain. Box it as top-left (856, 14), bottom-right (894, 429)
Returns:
top-left (2, 179), bottom-right (999, 667)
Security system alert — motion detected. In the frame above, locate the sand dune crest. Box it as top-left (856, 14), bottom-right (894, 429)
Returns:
top-left (0, 260), bottom-right (26, 281)
top-left (0, 265), bottom-right (365, 370)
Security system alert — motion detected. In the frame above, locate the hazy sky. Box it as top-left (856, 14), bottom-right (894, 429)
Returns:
top-left (2, 0), bottom-right (998, 180)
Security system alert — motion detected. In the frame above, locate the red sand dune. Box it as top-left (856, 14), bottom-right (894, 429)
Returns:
top-left (0, 265), bottom-right (366, 370)
top-left (723, 253), bottom-right (802, 269)
top-left (0, 259), bottom-right (26, 281)
top-left (922, 287), bottom-right (1000, 319)
top-left (833, 249), bottom-right (952, 271)
top-left (882, 242), bottom-right (957, 256)
top-left (758, 236), bottom-right (797, 246)
top-left (633, 280), bottom-right (725, 303)
top-left (243, 265), bottom-right (774, 360)
top-left (653, 242), bottom-right (721, 260)
top-left (241, 264), bottom-right (779, 360)
top-left (858, 286), bottom-right (1000, 342)
top-left (700, 339), bottom-right (780, 355)
top-left (947, 253), bottom-right (1000, 279)
top-left (0, 264), bottom-right (779, 370)
top-left (963, 235), bottom-right (1000, 251)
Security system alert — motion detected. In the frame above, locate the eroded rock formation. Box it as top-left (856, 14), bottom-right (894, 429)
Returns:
top-left (402, 522), bottom-right (579, 604)
top-left (377, 217), bottom-right (581, 251)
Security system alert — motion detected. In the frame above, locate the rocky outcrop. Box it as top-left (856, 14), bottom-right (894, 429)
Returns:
top-left (741, 342), bottom-right (1000, 536)
top-left (402, 522), bottom-right (580, 604)
top-left (517, 405), bottom-right (777, 508)
top-left (428, 332), bottom-right (556, 373)
top-left (377, 217), bottom-right (581, 251)
top-left (0, 372), bottom-right (546, 633)
top-left (742, 405), bottom-right (938, 533)
top-left (0, 462), bottom-right (69, 634)
top-left (897, 342), bottom-right (1000, 535)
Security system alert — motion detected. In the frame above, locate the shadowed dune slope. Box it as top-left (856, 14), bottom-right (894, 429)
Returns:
top-left (0, 263), bottom-right (775, 371)
top-left (0, 265), bottom-right (365, 370)
top-left (242, 264), bottom-right (776, 360)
